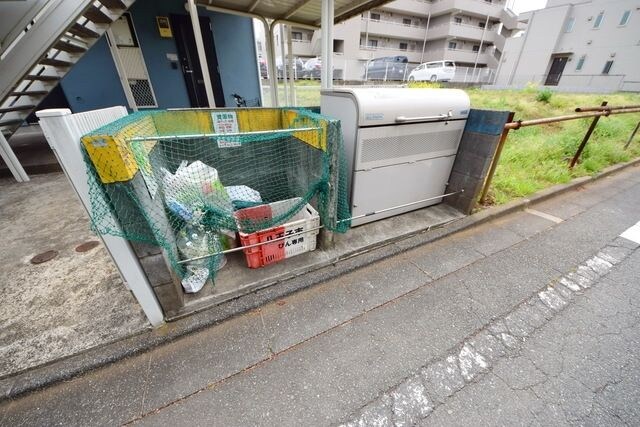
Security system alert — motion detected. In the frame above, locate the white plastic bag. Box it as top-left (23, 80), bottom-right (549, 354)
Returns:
top-left (162, 161), bottom-right (233, 221)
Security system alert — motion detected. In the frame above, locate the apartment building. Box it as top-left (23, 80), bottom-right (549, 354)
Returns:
top-left (493, 0), bottom-right (640, 92)
top-left (264, 0), bottom-right (521, 80)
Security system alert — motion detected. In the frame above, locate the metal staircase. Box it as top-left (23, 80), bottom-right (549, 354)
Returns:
top-left (0, 0), bottom-right (135, 143)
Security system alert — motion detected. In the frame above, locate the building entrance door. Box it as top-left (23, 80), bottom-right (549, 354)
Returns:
top-left (170, 14), bottom-right (225, 107)
top-left (545, 56), bottom-right (568, 86)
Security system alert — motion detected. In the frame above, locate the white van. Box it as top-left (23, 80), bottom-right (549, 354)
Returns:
top-left (408, 60), bottom-right (456, 82)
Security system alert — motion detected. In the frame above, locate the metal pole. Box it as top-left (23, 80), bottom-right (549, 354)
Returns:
top-left (179, 190), bottom-right (463, 263)
top-left (266, 21), bottom-right (279, 106)
top-left (420, 12), bottom-right (431, 64)
top-left (0, 131), bottom-right (29, 182)
top-left (576, 104), bottom-right (640, 113)
top-left (287, 24), bottom-right (296, 105)
top-left (320, 0), bottom-right (334, 89)
top-left (624, 121), bottom-right (640, 150)
top-left (364, 11), bottom-right (370, 49)
top-left (569, 101), bottom-right (608, 169)
top-left (479, 111), bottom-right (515, 204)
top-left (187, 0), bottom-right (216, 107)
top-left (503, 107), bottom-right (640, 130)
top-left (279, 24), bottom-right (289, 105)
top-left (472, 15), bottom-right (489, 78)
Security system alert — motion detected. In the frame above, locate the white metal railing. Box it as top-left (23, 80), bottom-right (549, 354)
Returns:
top-left (359, 44), bottom-right (421, 53)
top-left (361, 16), bottom-right (425, 29)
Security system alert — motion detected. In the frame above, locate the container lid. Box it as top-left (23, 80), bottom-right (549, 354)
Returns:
top-left (321, 87), bottom-right (470, 126)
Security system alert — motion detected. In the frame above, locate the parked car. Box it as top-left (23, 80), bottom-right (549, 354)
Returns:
top-left (365, 56), bottom-right (409, 81)
top-left (276, 57), bottom-right (305, 79)
top-left (303, 57), bottom-right (322, 79)
top-left (259, 58), bottom-right (268, 79)
top-left (408, 60), bottom-right (456, 82)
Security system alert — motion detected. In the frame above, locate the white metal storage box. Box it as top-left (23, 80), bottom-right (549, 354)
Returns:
top-left (321, 87), bottom-right (470, 226)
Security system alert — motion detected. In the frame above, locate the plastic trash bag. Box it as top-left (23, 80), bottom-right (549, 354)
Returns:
top-left (225, 185), bottom-right (262, 210)
top-left (176, 225), bottom-right (227, 293)
top-left (162, 161), bottom-right (233, 221)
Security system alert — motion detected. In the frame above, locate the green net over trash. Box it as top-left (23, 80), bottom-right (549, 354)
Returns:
top-left (81, 108), bottom-right (350, 290)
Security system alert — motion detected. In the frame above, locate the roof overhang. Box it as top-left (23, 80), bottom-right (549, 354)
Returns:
top-left (196, 0), bottom-right (394, 28)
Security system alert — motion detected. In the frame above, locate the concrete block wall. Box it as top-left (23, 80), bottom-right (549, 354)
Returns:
top-left (445, 109), bottom-right (512, 214)
top-left (133, 241), bottom-right (184, 318)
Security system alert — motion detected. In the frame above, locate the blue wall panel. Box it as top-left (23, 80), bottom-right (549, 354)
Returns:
top-left (60, 0), bottom-right (261, 112)
top-left (127, 0), bottom-right (191, 108)
top-left (60, 37), bottom-right (129, 112)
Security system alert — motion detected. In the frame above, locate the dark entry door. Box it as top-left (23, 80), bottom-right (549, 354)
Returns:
top-left (544, 57), bottom-right (568, 86)
top-left (170, 14), bottom-right (225, 107)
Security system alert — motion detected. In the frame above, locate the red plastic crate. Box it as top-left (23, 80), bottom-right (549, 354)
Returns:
top-left (235, 198), bottom-right (319, 268)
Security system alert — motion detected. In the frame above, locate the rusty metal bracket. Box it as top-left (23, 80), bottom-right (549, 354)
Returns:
top-left (569, 101), bottom-right (608, 169)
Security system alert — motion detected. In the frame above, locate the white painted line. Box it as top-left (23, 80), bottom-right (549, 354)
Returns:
top-left (620, 223), bottom-right (640, 244)
top-left (525, 208), bottom-right (564, 224)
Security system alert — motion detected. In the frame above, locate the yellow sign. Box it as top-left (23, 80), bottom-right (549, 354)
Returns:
top-left (156, 16), bottom-right (172, 38)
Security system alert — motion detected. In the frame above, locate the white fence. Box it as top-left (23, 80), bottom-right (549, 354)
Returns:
top-left (274, 57), bottom-right (497, 84)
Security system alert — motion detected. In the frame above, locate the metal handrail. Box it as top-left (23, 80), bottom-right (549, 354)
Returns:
top-left (479, 104), bottom-right (640, 204)
top-left (176, 190), bottom-right (463, 264)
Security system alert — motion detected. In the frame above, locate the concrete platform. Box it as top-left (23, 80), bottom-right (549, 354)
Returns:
top-left (180, 203), bottom-right (464, 317)
top-left (0, 173), bottom-right (149, 379)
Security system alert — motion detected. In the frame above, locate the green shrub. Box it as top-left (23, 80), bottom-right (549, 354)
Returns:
top-left (536, 89), bottom-right (553, 103)
top-left (407, 81), bottom-right (443, 89)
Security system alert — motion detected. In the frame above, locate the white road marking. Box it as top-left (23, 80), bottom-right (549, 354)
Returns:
top-left (620, 222), bottom-right (640, 244)
top-left (525, 208), bottom-right (564, 224)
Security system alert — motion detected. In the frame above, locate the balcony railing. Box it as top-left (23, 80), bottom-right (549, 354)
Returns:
top-left (361, 17), bottom-right (427, 41)
top-left (358, 44), bottom-right (424, 62)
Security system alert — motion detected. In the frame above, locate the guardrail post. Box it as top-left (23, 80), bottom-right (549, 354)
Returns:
top-left (623, 121), bottom-right (640, 150)
top-left (478, 111), bottom-right (515, 204)
top-left (569, 101), bottom-right (607, 169)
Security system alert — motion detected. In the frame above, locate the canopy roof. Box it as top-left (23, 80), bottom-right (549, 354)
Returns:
top-left (197, 0), bottom-right (392, 27)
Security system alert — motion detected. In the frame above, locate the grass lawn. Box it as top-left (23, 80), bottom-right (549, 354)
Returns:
top-left (467, 88), bottom-right (640, 205)
top-left (268, 81), bottom-right (640, 205)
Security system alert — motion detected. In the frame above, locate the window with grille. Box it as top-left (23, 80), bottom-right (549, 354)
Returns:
top-left (454, 17), bottom-right (462, 24)
top-left (399, 42), bottom-right (408, 50)
top-left (593, 11), bottom-right (604, 28)
top-left (368, 39), bottom-right (378, 48)
top-left (403, 18), bottom-right (411, 25)
top-left (565, 17), bottom-right (575, 32)
top-left (448, 41), bottom-right (457, 50)
top-left (472, 45), bottom-right (480, 52)
top-left (292, 32), bottom-right (303, 40)
top-left (129, 79), bottom-right (157, 107)
top-left (370, 13), bottom-right (380, 21)
top-left (619, 10), bottom-right (631, 26)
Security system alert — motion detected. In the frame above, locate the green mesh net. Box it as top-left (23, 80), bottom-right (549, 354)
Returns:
top-left (82, 108), bottom-right (350, 291)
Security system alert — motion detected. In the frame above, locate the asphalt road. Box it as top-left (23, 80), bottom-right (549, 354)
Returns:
top-left (2, 166), bottom-right (640, 426)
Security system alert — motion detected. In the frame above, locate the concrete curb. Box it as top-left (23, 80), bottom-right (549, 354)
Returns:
top-left (2, 157), bottom-right (639, 402)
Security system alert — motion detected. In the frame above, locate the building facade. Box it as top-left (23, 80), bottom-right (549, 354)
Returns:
top-left (265, 0), bottom-right (521, 81)
top-left (493, 0), bottom-right (640, 92)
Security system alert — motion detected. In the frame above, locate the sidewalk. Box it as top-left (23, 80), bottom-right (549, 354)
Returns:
top-left (1, 165), bottom-right (640, 426)
top-left (0, 173), bottom-right (149, 379)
